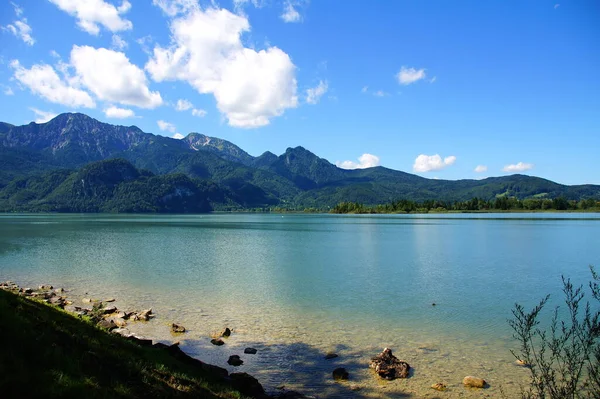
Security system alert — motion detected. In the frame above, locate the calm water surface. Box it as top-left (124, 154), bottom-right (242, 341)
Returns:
top-left (1, 213), bottom-right (599, 398)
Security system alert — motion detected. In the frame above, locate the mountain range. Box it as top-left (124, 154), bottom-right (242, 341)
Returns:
top-left (1, 113), bottom-right (598, 212)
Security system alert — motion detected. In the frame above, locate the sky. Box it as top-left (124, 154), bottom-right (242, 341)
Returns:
top-left (1, 0), bottom-right (599, 185)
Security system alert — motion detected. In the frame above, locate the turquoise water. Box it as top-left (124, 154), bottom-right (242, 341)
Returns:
top-left (1, 213), bottom-right (599, 397)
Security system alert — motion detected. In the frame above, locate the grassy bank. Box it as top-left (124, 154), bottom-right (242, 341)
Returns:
top-left (0, 288), bottom-right (254, 399)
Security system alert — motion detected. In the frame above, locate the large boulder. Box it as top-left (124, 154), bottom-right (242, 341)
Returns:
top-left (463, 376), bottom-right (486, 388)
top-left (227, 355), bottom-right (243, 366)
top-left (369, 348), bottom-right (411, 380)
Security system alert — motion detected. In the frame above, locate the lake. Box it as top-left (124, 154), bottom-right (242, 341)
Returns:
top-left (1, 213), bottom-right (599, 398)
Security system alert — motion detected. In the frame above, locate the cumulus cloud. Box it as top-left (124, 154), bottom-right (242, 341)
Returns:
top-left (306, 80), bottom-right (328, 104)
top-left (104, 105), bottom-right (135, 119)
top-left (30, 108), bottom-right (57, 123)
top-left (11, 60), bottom-right (96, 108)
top-left (474, 165), bottom-right (488, 173)
top-left (145, 7), bottom-right (298, 128)
top-left (192, 108), bottom-right (207, 117)
top-left (3, 4), bottom-right (35, 45)
top-left (172, 132), bottom-right (185, 139)
top-left (111, 34), bottom-right (128, 50)
top-left (503, 162), bottom-right (533, 173)
top-left (281, 1), bottom-right (301, 23)
top-left (413, 154), bottom-right (456, 172)
top-left (71, 45), bottom-right (162, 108)
top-left (157, 120), bottom-right (176, 133)
top-left (397, 66), bottom-right (427, 85)
top-left (336, 153), bottom-right (381, 170)
top-left (3, 19), bottom-right (35, 46)
top-left (175, 98), bottom-right (192, 111)
top-left (152, 0), bottom-right (198, 17)
top-left (48, 0), bottom-right (132, 35)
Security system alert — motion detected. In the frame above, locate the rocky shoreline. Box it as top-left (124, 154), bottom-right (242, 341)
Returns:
top-left (1, 280), bottom-right (492, 396)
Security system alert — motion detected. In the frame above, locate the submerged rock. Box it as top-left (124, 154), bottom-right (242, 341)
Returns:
top-left (431, 382), bottom-right (447, 391)
top-left (463, 376), bottom-right (486, 388)
top-left (171, 323), bottom-right (186, 333)
top-left (369, 348), bottom-right (411, 380)
top-left (332, 367), bottom-right (349, 381)
top-left (324, 353), bottom-right (338, 360)
top-left (244, 347), bottom-right (257, 354)
top-left (227, 355), bottom-right (243, 366)
top-left (211, 338), bottom-right (225, 346)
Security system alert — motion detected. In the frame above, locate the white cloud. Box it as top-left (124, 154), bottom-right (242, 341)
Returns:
top-left (474, 165), bottom-right (488, 173)
top-left (336, 153), bottom-right (381, 170)
top-left (503, 162), bottom-right (533, 173)
top-left (146, 7), bottom-right (297, 128)
top-left (11, 60), bottom-right (96, 108)
top-left (175, 98), bottom-right (193, 111)
top-left (413, 154), bottom-right (456, 172)
top-left (11, 2), bottom-right (24, 17)
top-left (361, 85), bottom-right (368, 93)
top-left (48, 0), bottom-right (132, 35)
top-left (429, 76), bottom-right (437, 83)
top-left (397, 66), bottom-right (427, 85)
top-left (192, 108), bottom-right (207, 117)
top-left (306, 80), bottom-right (328, 104)
top-left (152, 0), bottom-right (198, 17)
top-left (157, 120), bottom-right (176, 133)
top-left (172, 132), bottom-right (185, 139)
top-left (71, 45), bottom-right (162, 108)
top-left (104, 105), bottom-right (135, 119)
top-left (281, 1), bottom-right (301, 23)
top-left (111, 34), bottom-right (128, 50)
top-left (4, 86), bottom-right (14, 96)
top-left (373, 90), bottom-right (388, 97)
top-left (50, 50), bottom-right (60, 58)
top-left (30, 108), bottom-right (57, 123)
top-left (3, 19), bottom-right (35, 46)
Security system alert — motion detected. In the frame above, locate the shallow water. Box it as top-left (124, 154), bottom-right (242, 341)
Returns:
top-left (1, 213), bottom-right (599, 397)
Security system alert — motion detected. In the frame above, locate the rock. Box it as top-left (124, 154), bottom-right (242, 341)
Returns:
top-left (126, 335), bottom-right (153, 347)
top-left (229, 372), bottom-right (265, 396)
top-left (227, 355), bottom-right (243, 366)
top-left (82, 298), bottom-right (93, 303)
top-left (220, 327), bottom-right (232, 337)
top-left (55, 288), bottom-right (65, 293)
top-left (102, 305), bottom-right (117, 314)
top-left (350, 384), bottom-right (362, 391)
top-left (211, 338), bottom-right (225, 346)
top-left (97, 319), bottom-right (117, 330)
top-left (39, 284), bottom-right (53, 290)
top-left (112, 328), bottom-right (132, 337)
top-left (138, 308), bottom-right (153, 321)
top-left (515, 359), bottom-right (530, 367)
top-left (23, 288), bottom-right (33, 294)
top-left (324, 353), bottom-right (338, 360)
top-left (244, 347), bottom-right (257, 354)
top-left (171, 323), bottom-right (186, 333)
top-left (115, 311), bottom-right (127, 319)
top-left (48, 296), bottom-right (66, 308)
top-left (333, 367), bottom-right (349, 381)
top-left (106, 317), bottom-right (127, 327)
top-left (431, 382), bottom-right (447, 391)
top-left (369, 348), bottom-right (411, 380)
top-left (463, 376), bottom-right (486, 388)
top-left (104, 298), bottom-right (116, 303)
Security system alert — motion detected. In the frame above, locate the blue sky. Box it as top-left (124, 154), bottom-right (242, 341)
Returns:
top-left (1, 0), bottom-right (598, 184)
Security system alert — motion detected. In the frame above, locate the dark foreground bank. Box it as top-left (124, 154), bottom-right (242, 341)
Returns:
top-left (0, 285), bottom-right (308, 399)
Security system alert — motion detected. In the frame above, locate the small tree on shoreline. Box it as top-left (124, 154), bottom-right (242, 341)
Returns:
top-left (509, 266), bottom-right (600, 398)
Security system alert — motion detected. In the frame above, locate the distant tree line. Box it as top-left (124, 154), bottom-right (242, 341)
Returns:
top-left (331, 197), bottom-right (600, 214)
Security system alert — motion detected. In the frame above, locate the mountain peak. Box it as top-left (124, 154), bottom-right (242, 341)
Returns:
top-left (183, 132), bottom-right (254, 165)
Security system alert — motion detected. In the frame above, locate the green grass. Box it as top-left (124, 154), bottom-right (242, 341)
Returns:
top-left (0, 289), bottom-right (249, 399)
